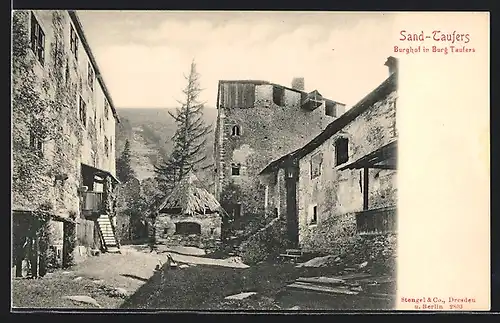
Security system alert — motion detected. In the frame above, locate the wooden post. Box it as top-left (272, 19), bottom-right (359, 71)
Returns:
top-left (363, 167), bottom-right (369, 211)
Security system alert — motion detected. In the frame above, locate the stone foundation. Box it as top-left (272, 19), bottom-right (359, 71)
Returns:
top-left (154, 213), bottom-right (221, 249)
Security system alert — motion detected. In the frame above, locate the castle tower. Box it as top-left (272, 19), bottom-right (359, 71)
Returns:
top-left (213, 78), bottom-right (345, 220)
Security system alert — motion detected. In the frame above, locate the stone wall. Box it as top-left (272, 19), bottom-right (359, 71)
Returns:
top-left (215, 82), bottom-right (341, 217)
top-left (12, 10), bottom-right (118, 217)
top-left (296, 90), bottom-right (398, 252)
top-left (154, 213), bottom-right (222, 248)
top-left (12, 10), bottom-right (119, 260)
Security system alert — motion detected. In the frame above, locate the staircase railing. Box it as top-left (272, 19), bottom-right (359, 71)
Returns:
top-left (108, 215), bottom-right (120, 249)
top-left (95, 220), bottom-right (107, 252)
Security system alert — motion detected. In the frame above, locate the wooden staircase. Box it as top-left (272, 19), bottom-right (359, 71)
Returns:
top-left (97, 214), bottom-right (120, 253)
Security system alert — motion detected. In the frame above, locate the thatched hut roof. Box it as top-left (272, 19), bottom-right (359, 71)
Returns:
top-left (156, 172), bottom-right (224, 216)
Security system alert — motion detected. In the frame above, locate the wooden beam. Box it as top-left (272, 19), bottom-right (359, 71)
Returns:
top-left (371, 164), bottom-right (397, 170)
top-left (363, 167), bottom-right (369, 211)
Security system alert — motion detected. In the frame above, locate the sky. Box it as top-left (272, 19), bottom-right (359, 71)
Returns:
top-left (77, 11), bottom-right (396, 109)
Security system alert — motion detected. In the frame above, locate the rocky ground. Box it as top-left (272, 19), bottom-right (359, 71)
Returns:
top-left (12, 244), bottom-right (396, 311)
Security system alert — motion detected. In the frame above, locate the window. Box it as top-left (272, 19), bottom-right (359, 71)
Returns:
top-left (70, 24), bottom-right (79, 60)
top-left (325, 101), bottom-right (335, 117)
top-left (79, 96), bottom-right (87, 127)
top-left (110, 137), bottom-right (113, 154)
top-left (310, 152), bottom-right (323, 179)
top-left (104, 99), bottom-right (110, 120)
top-left (163, 228), bottom-right (168, 235)
top-left (311, 205), bottom-right (318, 224)
top-left (88, 62), bottom-right (94, 91)
top-left (272, 86), bottom-right (285, 106)
top-left (231, 163), bottom-right (241, 176)
top-left (175, 222), bottom-right (201, 235)
top-left (30, 12), bottom-right (45, 65)
top-left (335, 137), bottom-right (349, 165)
top-left (104, 136), bottom-right (109, 157)
top-left (231, 125), bottom-right (241, 136)
top-left (29, 130), bottom-right (43, 157)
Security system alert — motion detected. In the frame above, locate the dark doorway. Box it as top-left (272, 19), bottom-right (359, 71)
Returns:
top-left (174, 222), bottom-right (201, 235)
top-left (285, 166), bottom-right (299, 248)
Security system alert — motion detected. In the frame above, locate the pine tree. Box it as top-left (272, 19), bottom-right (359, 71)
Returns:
top-left (154, 59), bottom-right (212, 194)
top-left (116, 139), bottom-right (135, 183)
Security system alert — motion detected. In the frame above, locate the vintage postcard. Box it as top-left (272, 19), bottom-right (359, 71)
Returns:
top-left (10, 10), bottom-right (490, 312)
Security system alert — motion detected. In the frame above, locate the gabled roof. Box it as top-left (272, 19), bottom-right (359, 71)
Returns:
top-left (156, 172), bottom-right (223, 216)
top-left (259, 71), bottom-right (398, 175)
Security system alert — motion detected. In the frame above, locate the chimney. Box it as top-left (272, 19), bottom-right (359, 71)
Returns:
top-left (291, 77), bottom-right (305, 91)
top-left (384, 56), bottom-right (398, 76)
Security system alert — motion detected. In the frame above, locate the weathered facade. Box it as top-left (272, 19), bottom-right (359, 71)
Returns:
top-left (12, 10), bottom-right (120, 273)
top-left (260, 57), bottom-right (398, 253)
top-left (213, 79), bottom-right (346, 221)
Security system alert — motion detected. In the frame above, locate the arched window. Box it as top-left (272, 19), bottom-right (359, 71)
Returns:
top-left (231, 163), bottom-right (241, 176)
top-left (335, 137), bottom-right (349, 166)
top-left (231, 125), bottom-right (241, 136)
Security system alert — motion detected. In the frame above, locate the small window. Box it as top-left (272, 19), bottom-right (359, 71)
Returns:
top-left (110, 137), bottom-right (113, 155)
top-left (335, 138), bottom-right (349, 165)
top-left (311, 206), bottom-right (318, 224)
top-left (79, 96), bottom-right (87, 127)
top-left (325, 101), bottom-right (335, 117)
top-left (30, 12), bottom-right (45, 65)
top-left (70, 24), bottom-right (79, 60)
top-left (104, 99), bottom-right (110, 120)
top-left (88, 62), bottom-right (94, 91)
top-left (231, 125), bottom-right (241, 136)
top-left (231, 163), bottom-right (240, 176)
top-left (163, 228), bottom-right (168, 235)
top-left (272, 86), bottom-right (285, 106)
top-left (310, 152), bottom-right (323, 179)
top-left (104, 136), bottom-right (109, 156)
top-left (29, 130), bottom-right (43, 157)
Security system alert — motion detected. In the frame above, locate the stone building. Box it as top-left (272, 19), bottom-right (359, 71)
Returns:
top-left (259, 57), bottom-right (398, 253)
top-left (11, 10), bottom-right (120, 276)
top-left (213, 78), bottom-right (346, 223)
top-left (154, 173), bottom-right (223, 249)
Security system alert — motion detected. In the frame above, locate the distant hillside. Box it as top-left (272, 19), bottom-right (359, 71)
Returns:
top-left (115, 107), bottom-right (218, 186)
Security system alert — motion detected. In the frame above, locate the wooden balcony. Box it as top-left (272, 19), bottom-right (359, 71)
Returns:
top-left (355, 206), bottom-right (396, 235)
top-left (81, 191), bottom-right (104, 217)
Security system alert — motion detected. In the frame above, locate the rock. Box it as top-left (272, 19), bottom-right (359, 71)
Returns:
top-left (62, 271), bottom-right (71, 275)
top-left (73, 276), bottom-right (83, 281)
top-left (179, 264), bottom-right (189, 269)
top-left (296, 255), bottom-right (335, 268)
top-left (111, 287), bottom-right (129, 298)
top-left (224, 292), bottom-right (257, 300)
top-left (92, 280), bottom-right (104, 284)
top-left (288, 306), bottom-right (301, 310)
top-left (63, 295), bottom-right (101, 307)
top-left (335, 257), bottom-right (342, 262)
top-left (358, 261), bottom-right (368, 269)
top-left (351, 286), bottom-right (363, 292)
